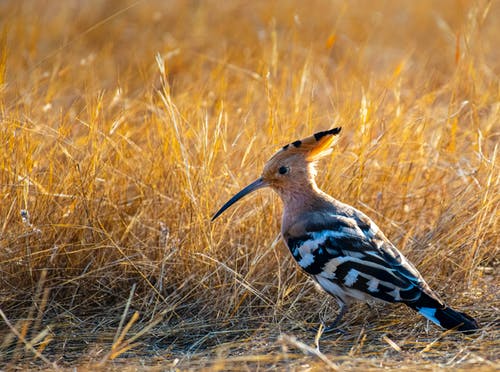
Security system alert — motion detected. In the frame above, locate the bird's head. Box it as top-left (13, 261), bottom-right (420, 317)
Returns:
top-left (211, 127), bottom-right (341, 221)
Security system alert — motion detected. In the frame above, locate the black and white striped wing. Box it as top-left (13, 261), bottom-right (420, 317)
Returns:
top-left (284, 212), bottom-right (439, 305)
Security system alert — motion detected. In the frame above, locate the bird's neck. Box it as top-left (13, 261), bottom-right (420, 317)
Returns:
top-left (277, 178), bottom-right (332, 231)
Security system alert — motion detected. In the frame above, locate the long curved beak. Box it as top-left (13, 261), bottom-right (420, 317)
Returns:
top-left (211, 178), bottom-right (267, 221)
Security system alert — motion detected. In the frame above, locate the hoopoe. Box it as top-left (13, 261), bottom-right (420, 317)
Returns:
top-left (212, 128), bottom-right (478, 334)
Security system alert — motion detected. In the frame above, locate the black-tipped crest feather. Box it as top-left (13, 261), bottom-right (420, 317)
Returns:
top-left (314, 127), bottom-right (342, 141)
top-left (282, 127), bottom-right (342, 152)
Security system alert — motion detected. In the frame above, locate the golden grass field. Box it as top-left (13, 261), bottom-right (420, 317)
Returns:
top-left (0, 0), bottom-right (498, 370)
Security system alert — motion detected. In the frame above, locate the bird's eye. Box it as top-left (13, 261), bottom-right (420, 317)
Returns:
top-left (278, 166), bottom-right (290, 175)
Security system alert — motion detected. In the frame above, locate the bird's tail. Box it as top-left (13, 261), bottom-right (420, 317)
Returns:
top-left (408, 293), bottom-right (479, 333)
top-left (417, 305), bottom-right (479, 333)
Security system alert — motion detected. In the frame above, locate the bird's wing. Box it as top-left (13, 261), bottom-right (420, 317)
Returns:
top-left (283, 211), bottom-right (442, 305)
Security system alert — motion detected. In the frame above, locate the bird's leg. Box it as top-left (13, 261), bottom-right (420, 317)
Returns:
top-left (322, 302), bottom-right (347, 334)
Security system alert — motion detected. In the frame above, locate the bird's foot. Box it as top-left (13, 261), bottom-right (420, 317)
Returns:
top-left (322, 322), bottom-right (347, 335)
top-left (310, 322), bottom-right (347, 336)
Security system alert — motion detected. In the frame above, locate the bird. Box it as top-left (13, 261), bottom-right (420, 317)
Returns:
top-left (212, 127), bottom-right (478, 334)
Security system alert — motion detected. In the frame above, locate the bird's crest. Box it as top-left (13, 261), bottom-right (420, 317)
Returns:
top-left (280, 127), bottom-right (342, 162)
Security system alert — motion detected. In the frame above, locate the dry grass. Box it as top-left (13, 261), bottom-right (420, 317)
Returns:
top-left (0, 0), bottom-right (498, 370)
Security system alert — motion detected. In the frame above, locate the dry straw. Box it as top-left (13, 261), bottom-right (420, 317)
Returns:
top-left (0, 0), bottom-right (498, 370)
